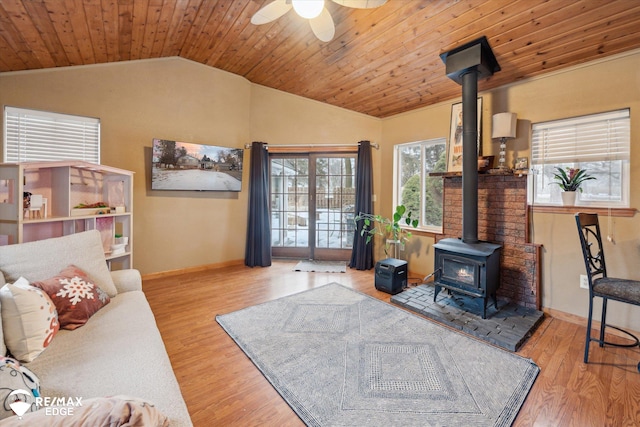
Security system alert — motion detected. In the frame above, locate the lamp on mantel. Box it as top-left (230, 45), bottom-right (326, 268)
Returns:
top-left (492, 112), bottom-right (517, 170)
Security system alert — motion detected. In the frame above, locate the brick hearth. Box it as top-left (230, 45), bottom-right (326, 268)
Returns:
top-left (439, 173), bottom-right (541, 309)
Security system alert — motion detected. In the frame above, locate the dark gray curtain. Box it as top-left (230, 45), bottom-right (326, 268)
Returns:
top-left (245, 141), bottom-right (272, 267)
top-left (349, 140), bottom-right (374, 270)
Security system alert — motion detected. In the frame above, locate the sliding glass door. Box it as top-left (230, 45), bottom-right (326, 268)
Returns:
top-left (270, 153), bottom-right (356, 260)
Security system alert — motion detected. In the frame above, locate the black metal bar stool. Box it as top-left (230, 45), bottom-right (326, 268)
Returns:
top-left (575, 213), bottom-right (640, 371)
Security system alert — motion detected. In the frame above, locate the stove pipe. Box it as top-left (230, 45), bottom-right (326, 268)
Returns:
top-left (440, 37), bottom-right (500, 244)
top-left (461, 71), bottom-right (479, 243)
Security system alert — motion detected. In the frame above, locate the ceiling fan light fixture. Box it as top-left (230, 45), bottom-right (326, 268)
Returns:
top-left (292, 0), bottom-right (324, 19)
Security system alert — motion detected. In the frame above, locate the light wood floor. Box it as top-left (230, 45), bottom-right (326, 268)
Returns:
top-left (144, 261), bottom-right (640, 426)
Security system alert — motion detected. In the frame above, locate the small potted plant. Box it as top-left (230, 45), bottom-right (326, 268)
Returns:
top-left (551, 166), bottom-right (595, 205)
top-left (355, 205), bottom-right (419, 258)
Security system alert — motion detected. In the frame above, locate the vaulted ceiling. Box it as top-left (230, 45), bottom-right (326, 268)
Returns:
top-left (1, 0), bottom-right (639, 118)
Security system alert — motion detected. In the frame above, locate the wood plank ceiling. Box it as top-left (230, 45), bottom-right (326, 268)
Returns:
top-left (1, 0), bottom-right (639, 118)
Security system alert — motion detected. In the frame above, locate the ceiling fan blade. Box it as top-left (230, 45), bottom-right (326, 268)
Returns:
top-left (251, 0), bottom-right (292, 25)
top-left (331, 0), bottom-right (387, 9)
top-left (309, 8), bottom-right (335, 42)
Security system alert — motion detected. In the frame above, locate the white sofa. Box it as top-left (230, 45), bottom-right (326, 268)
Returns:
top-left (0, 230), bottom-right (192, 426)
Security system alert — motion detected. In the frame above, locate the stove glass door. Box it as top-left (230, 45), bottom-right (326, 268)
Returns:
top-left (441, 255), bottom-right (480, 289)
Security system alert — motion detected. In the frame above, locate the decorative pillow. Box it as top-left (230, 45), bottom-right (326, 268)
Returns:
top-left (0, 277), bottom-right (59, 362)
top-left (0, 356), bottom-right (40, 420)
top-left (31, 265), bottom-right (110, 330)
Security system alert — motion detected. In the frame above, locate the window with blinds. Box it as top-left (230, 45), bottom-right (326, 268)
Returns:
top-left (530, 109), bottom-right (630, 207)
top-left (4, 106), bottom-right (100, 163)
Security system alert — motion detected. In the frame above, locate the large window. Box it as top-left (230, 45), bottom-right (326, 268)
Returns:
top-left (4, 106), bottom-right (100, 163)
top-left (394, 138), bottom-right (447, 233)
top-left (530, 109), bottom-right (630, 207)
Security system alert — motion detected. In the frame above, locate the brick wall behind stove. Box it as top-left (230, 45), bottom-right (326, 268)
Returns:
top-left (438, 175), bottom-right (540, 309)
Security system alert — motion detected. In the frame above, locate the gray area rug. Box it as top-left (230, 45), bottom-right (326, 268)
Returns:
top-left (216, 283), bottom-right (539, 426)
top-left (294, 260), bottom-right (346, 273)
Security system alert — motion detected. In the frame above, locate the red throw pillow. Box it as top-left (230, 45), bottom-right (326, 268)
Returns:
top-left (31, 265), bottom-right (110, 330)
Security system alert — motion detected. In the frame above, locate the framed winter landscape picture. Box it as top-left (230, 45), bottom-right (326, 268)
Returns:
top-left (151, 138), bottom-right (243, 191)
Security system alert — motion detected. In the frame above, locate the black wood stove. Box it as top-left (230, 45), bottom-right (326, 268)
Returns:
top-left (434, 37), bottom-right (503, 319)
top-left (433, 238), bottom-right (501, 319)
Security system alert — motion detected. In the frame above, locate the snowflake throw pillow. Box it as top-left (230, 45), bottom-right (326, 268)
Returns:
top-left (31, 265), bottom-right (110, 330)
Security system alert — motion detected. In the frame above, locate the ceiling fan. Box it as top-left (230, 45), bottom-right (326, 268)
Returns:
top-left (251, 0), bottom-right (388, 42)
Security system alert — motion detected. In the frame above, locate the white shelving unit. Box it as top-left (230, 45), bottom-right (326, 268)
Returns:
top-left (0, 161), bottom-right (134, 270)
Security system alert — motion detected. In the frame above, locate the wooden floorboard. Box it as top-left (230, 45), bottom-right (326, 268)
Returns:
top-left (144, 260), bottom-right (640, 426)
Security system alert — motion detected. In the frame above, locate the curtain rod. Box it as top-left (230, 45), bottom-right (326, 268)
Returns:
top-left (244, 142), bottom-right (379, 149)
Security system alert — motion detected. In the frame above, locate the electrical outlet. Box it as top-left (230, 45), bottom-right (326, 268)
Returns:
top-left (580, 274), bottom-right (589, 289)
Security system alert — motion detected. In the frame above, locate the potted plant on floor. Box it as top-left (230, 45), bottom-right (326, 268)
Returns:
top-left (551, 167), bottom-right (595, 206)
top-left (355, 205), bottom-right (419, 258)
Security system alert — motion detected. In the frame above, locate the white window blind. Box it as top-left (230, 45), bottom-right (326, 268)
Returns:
top-left (4, 106), bottom-right (100, 163)
top-left (529, 109), bottom-right (630, 207)
top-left (531, 109), bottom-right (630, 164)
